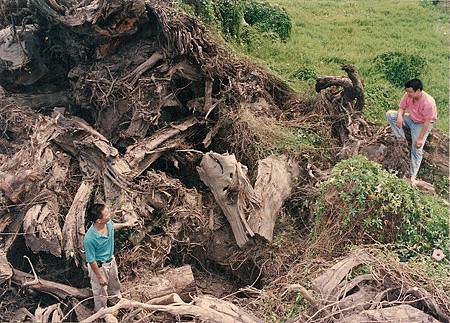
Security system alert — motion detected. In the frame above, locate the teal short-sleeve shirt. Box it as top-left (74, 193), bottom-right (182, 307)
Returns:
top-left (83, 220), bottom-right (114, 263)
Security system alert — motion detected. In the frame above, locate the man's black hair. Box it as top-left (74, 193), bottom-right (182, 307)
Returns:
top-left (404, 78), bottom-right (423, 91)
top-left (86, 203), bottom-right (106, 227)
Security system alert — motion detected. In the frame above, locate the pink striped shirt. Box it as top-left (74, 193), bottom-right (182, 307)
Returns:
top-left (399, 91), bottom-right (437, 123)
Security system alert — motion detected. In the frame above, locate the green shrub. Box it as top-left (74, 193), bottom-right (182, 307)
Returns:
top-left (291, 66), bottom-right (317, 81)
top-left (373, 51), bottom-right (426, 87)
top-left (314, 155), bottom-right (449, 259)
top-left (215, 0), bottom-right (244, 38)
top-left (243, 0), bottom-right (292, 40)
top-left (364, 81), bottom-right (398, 124)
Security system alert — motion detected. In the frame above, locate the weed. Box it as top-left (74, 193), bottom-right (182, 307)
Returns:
top-left (313, 155), bottom-right (449, 259)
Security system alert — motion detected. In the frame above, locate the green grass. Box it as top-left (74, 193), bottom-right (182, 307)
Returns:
top-left (231, 0), bottom-right (449, 132)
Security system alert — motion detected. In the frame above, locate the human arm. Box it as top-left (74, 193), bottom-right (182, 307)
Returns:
top-left (89, 261), bottom-right (107, 285)
top-left (84, 239), bottom-right (107, 285)
top-left (396, 94), bottom-right (408, 128)
top-left (113, 218), bottom-right (138, 230)
top-left (396, 107), bottom-right (406, 128)
top-left (415, 119), bottom-right (431, 148)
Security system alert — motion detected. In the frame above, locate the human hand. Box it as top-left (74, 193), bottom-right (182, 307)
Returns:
top-left (97, 273), bottom-right (108, 285)
top-left (395, 116), bottom-right (403, 128)
top-left (126, 218), bottom-right (138, 227)
top-left (416, 138), bottom-right (423, 148)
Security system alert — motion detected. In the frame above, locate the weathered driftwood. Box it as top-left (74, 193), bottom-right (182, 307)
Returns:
top-left (198, 152), bottom-right (298, 247)
top-left (62, 181), bottom-right (94, 265)
top-left (12, 268), bottom-right (92, 299)
top-left (81, 295), bottom-right (263, 323)
top-left (124, 117), bottom-right (199, 178)
top-left (0, 117), bottom-right (57, 203)
top-left (311, 251), bottom-right (372, 302)
top-left (198, 152), bottom-right (258, 247)
top-left (289, 250), bottom-right (450, 323)
top-left (23, 194), bottom-right (63, 257)
top-left (33, 304), bottom-right (64, 323)
top-left (53, 115), bottom-right (142, 226)
top-left (249, 155), bottom-right (299, 241)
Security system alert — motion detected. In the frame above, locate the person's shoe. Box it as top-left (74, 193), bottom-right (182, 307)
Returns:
top-left (410, 176), bottom-right (418, 186)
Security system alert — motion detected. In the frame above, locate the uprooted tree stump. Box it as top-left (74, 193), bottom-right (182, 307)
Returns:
top-left (0, 0), bottom-right (448, 321)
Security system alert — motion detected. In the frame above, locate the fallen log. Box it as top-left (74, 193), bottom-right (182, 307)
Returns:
top-left (12, 268), bottom-right (92, 300)
top-left (123, 265), bottom-right (196, 302)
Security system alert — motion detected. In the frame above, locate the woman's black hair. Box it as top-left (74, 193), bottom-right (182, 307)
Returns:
top-left (86, 203), bottom-right (106, 228)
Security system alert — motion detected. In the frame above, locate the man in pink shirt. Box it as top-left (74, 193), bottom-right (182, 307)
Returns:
top-left (386, 79), bottom-right (437, 184)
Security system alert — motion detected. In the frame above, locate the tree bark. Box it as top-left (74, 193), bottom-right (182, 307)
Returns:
top-left (198, 152), bottom-right (258, 247)
top-left (249, 155), bottom-right (299, 241)
top-left (124, 117), bottom-right (199, 178)
top-left (198, 152), bottom-right (298, 246)
top-left (62, 181), bottom-right (94, 265)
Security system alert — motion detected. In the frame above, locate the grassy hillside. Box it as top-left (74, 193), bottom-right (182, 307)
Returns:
top-left (232, 0), bottom-right (449, 132)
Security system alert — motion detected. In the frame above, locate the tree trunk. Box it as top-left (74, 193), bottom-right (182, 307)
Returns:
top-left (198, 152), bottom-right (298, 246)
top-left (197, 152), bottom-right (258, 247)
top-left (249, 155), bottom-right (299, 241)
top-left (123, 265), bottom-right (196, 302)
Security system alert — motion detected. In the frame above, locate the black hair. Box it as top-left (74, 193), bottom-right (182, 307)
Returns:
top-left (404, 79), bottom-right (423, 91)
top-left (86, 203), bottom-right (106, 228)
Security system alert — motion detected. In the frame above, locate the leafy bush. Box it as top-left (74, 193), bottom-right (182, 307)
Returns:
top-left (373, 51), bottom-right (426, 87)
top-left (364, 81), bottom-right (398, 124)
top-left (291, 66), bottom-right (317, 81)
top-left (179, 0), bottom-right (292, 42)
top-left (313, 155), bottom-right (449, 259)
top-left (243, 0), bottom-right (292, 40)
top-left (215, 0), bottom-right (244, 37)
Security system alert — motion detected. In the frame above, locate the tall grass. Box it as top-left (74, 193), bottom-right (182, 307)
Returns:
top-left (232, 0), bottom-right (449, 132)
